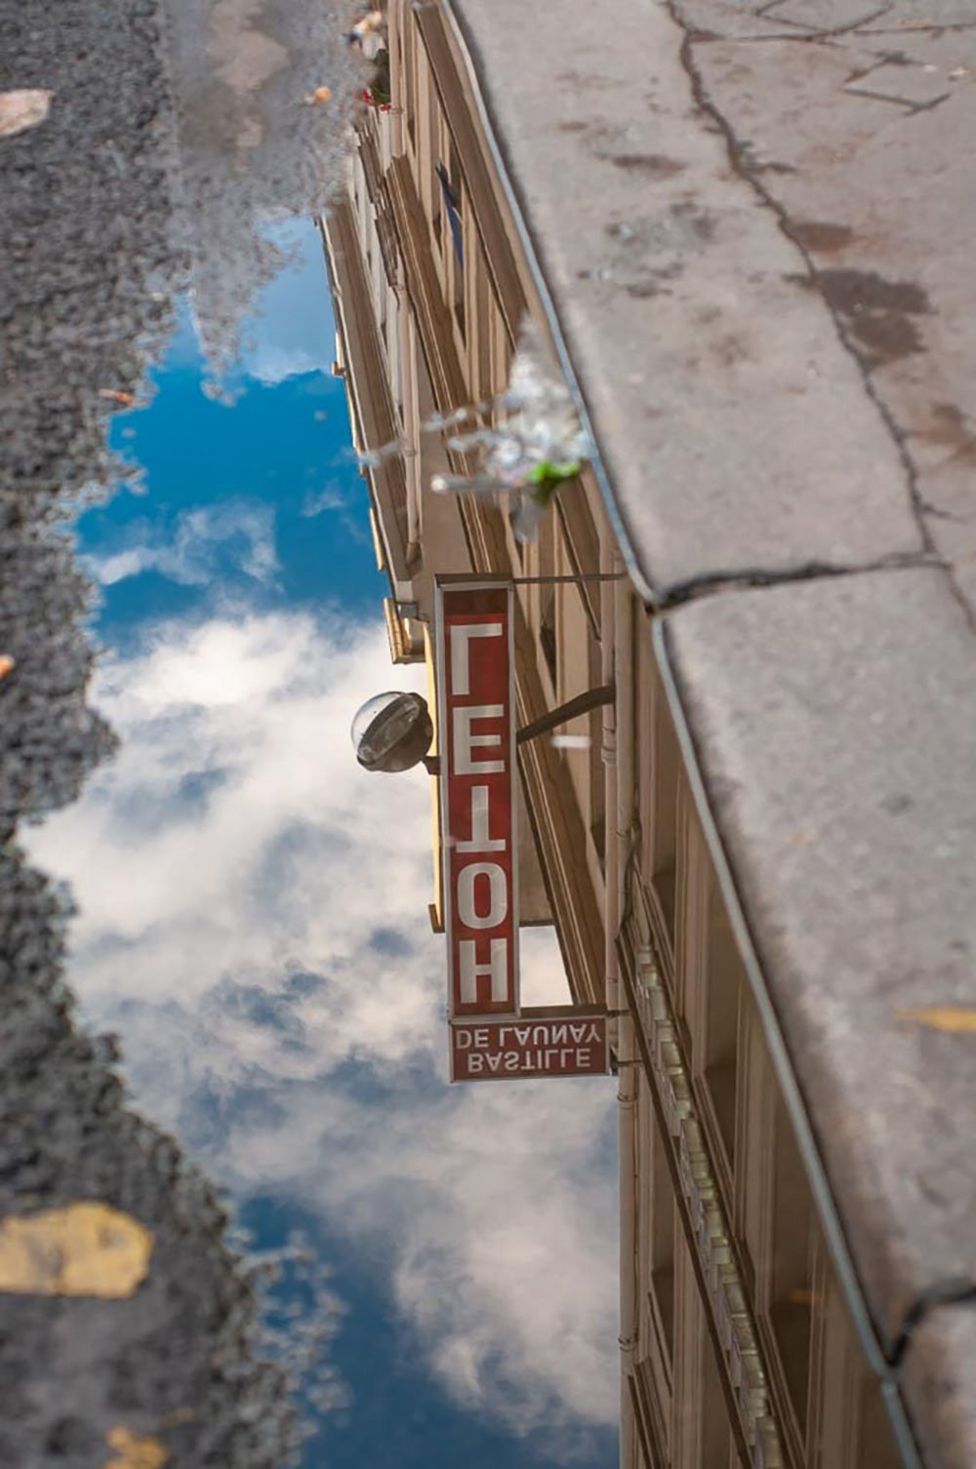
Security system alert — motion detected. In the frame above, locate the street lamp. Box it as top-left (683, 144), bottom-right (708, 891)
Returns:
top-left (350, 691), bottom-right (434, 773)
top-left (352, 683), bottom-right (617, 775)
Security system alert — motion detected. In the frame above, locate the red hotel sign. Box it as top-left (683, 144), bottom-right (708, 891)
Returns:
top-left (436, 578), bottom-right (610, 1085)
top-left (451, 1014), bottom-right (609, 1083)
top-left (436, 581), bottom-right (519, 1018)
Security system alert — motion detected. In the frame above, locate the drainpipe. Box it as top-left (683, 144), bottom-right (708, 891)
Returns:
top-left (614, 558), bottom-right (638, 1469)
top-left (601, 538), bottom-right (619, 1021)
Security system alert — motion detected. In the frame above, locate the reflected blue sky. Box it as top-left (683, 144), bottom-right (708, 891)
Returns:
top-left (81, 225), bottom-right (384, 648)
top-left (29, 219), bottom-right (618, 1468)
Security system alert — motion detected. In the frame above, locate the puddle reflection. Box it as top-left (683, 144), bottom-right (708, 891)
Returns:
top-left (27, 207), bottom-right (618, 1465)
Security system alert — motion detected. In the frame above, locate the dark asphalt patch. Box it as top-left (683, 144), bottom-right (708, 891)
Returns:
top-left (0, 1), bottom-right (307, 1462)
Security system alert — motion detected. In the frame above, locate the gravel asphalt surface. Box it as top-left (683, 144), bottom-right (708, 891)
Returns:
top-left (1, 2), bottom-right (307, 1463)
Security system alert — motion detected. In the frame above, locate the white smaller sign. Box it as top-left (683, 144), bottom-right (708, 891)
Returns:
top-left (450, 1012), bottom-right (609, 1083)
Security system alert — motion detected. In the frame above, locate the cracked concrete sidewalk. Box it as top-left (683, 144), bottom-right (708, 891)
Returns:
top-left (449, 0), bottom-right (976, 1464)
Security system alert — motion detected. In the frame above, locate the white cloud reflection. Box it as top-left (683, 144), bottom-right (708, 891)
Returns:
top-left (84, 502), bottom-right (280, 588)
top-left (300, 481), bottom-right (347, 517)
top-left (237, 218), bottom-right (335, 387)
top-left (244, 342), bottom-right (321, 386)
top-left (25, 610), bottom-right (617, 1451)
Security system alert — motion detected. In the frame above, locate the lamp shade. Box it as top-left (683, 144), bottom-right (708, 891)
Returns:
top-left (351, 691), bottom-right (433, 773)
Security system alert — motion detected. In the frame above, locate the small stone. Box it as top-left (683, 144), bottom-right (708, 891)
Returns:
top-left (0, 88), bottom-right (53, 139)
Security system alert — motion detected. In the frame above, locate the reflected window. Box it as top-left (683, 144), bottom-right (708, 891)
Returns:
top-left (769, 1101), bottom-right (816, 1435)
top-left (652, 690), bottom-right (679, 943)
top-left (700, 1318), bottom-right (734, 1469)
top-left (858, 1388), bottom-right (905, 1469)
top-left (650, 1121), bottom-right (676, 1362)
top-left (435, 161), bottom-right (464, 267)
top-left (540, 588), bottom-right (558, 688)
top-left (703, 882), bottom-right (742, 1169)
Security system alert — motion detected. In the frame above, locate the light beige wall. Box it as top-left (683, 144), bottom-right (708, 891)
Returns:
top-left (323, 6), bottom-right (906, 1467)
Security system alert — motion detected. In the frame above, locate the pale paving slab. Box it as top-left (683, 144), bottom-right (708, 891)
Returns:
top-left (902, 1302), bottom-right (976, 1469)
top-left (451, 0), bottom-right (925, 601)
top-left (661, 566), bottom-right (976, 1349)
top-left (678, 0), bottom-right (976, 616)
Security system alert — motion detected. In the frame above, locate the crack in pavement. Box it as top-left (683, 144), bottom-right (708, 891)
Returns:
top-left (844, 84), bottom-right (952, 110)
top-left (652, 551), bottom-right (945, 610)
top-left (755, 0), bottom-right (893, 36)
top-left (855, 21), bottom-right (976, 33)
top-left (891, 1279), bottom-right (976, 1369)
top-left (689, 28), bottom-right (858, 42)
top-left (663, 0), bottom-right (976, 634)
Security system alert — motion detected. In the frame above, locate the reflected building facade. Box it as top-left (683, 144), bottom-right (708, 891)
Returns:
top-left (320, 4), bottom-right (907, 1466)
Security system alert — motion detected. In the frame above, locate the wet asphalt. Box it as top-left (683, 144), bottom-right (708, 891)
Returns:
top-left (0, 1), bottom-right (318, 1462)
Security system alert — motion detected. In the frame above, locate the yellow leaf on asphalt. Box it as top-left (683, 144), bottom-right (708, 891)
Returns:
top-left (105, 1426), bottom-right (169, 1469)
top-left (0, 655), bottom-right (14, 682)
top-left (896, 1007), bottom-right (976, 1034)
top-left (0, 89), bottom-right (54, 139)
top-left (0, 1202), bottom-right (153, 1297)
top-left (306, 85), bottom-right (333, 105)
top-left (97, 388), bottom-right (138, 408)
